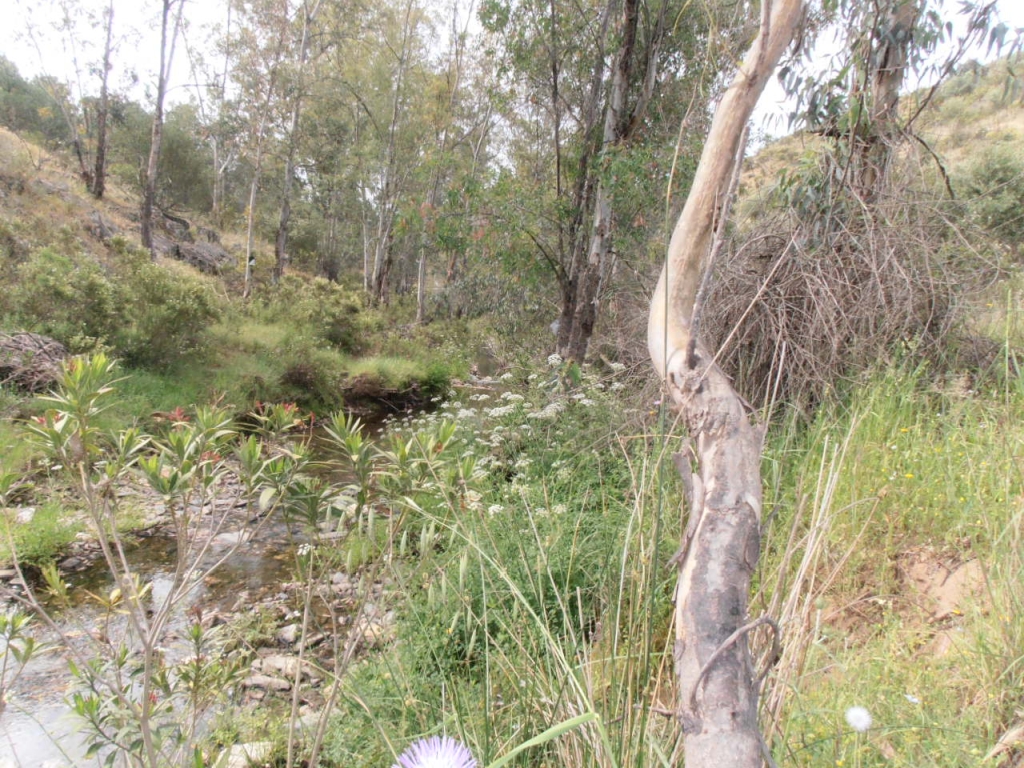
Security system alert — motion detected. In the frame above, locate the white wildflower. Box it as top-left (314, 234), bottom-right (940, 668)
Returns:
top-left (547, 353), bottom-right (563, 367)
top-left (500, 372), bottom-right (514, 381)
top-left (845, 706), bottom-right (872, 732)
top-left (608, 361), bottom-right (626, 372)
top-left (464, 490), bottom-right (483, 511)
top-left (500, 392), bottom-right (525, 402)
top-left (487, 504), bottom-right (504, 516)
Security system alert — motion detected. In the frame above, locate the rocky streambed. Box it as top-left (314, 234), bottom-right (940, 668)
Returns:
top-left (0, 467), bottom-right (397, 767)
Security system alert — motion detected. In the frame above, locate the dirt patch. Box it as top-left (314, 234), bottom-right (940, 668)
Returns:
top-left (897, 547), bottom-right (988, 622)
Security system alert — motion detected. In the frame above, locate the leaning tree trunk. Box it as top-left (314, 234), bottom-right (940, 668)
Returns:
top-left (91, 0), bottom-right (114, 200)
top-left (646, 0), bottom-right (805, 765)
top-left (141, 0), bottom-right (183, 255)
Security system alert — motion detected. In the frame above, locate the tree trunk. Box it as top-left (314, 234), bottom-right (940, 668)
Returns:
top-left (561, 0), bottom-right (666, 362)
top-left (274, 0), bottom-right (321, 285)
top-left (646, 1), bottom-right (805, 765)
top-left (141, 0), bottom-right (184, 255)
top-left (852, 0), bottom-right (921, 198)
top-left (90, 0), bottom-right (114, 200)
top-left (369, 0), bottom-right (415, 306)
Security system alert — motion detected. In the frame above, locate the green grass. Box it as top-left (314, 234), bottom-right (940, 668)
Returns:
top-left (0, 500), bottom-right (78, 565)
top-left (756, 359), bottom-right (1024, 767)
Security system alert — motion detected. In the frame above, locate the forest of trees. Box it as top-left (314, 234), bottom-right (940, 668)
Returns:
top-left (0, 0), bottom-right (739, 359)
top-left (3, 0), bottom-right (1016, 364)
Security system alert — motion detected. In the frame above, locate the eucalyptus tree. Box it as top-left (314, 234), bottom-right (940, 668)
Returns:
top-left (311, 0), bottom-right (439, 303)
top-left (273, 0), bottom-right (324, 284)
top-left (784, 0), bottom-right (1015, 199)
top-left (19, 0), bottom-right (124, 198)
top-left (480, 0), bottom-right (720, 361)
top-left (89, 0), bottom-right (115, 198)
top-left (646, 0), bottom-right (805, 763)
top-left (414, 0), bottom-right (475, 323)
top-left (228, 0), bottom-right (293, 296)
top-left (140, 0), bottom-right (186, 254)
top-left (181, 1), bottom-right (241, 221)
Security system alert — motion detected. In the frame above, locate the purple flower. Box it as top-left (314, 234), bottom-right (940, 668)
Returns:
top-left (392, 736), bottom-right (477, 768)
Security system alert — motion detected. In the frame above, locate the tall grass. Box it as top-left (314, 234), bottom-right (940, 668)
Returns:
top-left (755, 355), bottom-right (1024, 766)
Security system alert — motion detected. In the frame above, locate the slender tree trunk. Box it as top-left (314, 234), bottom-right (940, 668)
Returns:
top-left (564, 0), bottom-right (641, 362)
top-left (646, 1), bottom-right (805, 765)
top-left (852, 0), bottom-right (921, 198)
top-left (370, 0), bottom-right (415, 306)
top-left (141, 0), bottom-right (184, 256)
top-left (90, 0), bottom-right (114, 200)
top-left (416, 0), bottom-right (468, 324)
top-left (274, 0), bottom-right (322, 284)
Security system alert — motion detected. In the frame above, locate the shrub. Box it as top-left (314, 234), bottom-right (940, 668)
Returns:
top-left (112, 250), bottom-right (221, 368)
top-left (9, 247), bottom-right (123, 349)
top-left (255, 276), bottom-right (366, 354)
top-left (5, 245), bottom-right (221, 368)
top-left (276, 339), bottom-right (347, 411)
top-left (960, 146), bottom-right (1024, 247)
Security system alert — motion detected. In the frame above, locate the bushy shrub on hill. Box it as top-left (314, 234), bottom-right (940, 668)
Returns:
top-left (254, 275), bottom-right (366, 354)
top-left (3, 241), bottom-right (220, 367)
top-left (961, 145), bottom-right (1024, 248)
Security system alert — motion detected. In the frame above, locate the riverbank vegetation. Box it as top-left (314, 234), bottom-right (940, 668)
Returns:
top-left (0, 1), bottom-right (1023, 765)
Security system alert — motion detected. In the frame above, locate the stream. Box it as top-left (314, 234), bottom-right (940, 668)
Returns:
top-left (0, 346), bottom-right (499, 766)
top-left (0, 510), bottom-right (304, 768)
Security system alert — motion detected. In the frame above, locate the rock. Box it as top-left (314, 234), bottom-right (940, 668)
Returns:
top-left (0, 569), bottom-right (18, 581)
top-left (58, 557), bottom-right (83, 571)
top-left (213, 741), bottom-right (274, 768)
top-left (257, 654), bottom-right (316, 682)
top-left (358, 616), bottom-right (395, 649)
top-left (241, 673), bottom-right (291, 692)
top-left (15, 507), bottom-right (34, 524)
top-left (276, 622), bottom-right (301, 645)
top-left (178, 240), bottom-right (235, 273)
top-left (330, 571), bottom-right (354, 594)
top-left (210, 531), bottom-right (248, 550)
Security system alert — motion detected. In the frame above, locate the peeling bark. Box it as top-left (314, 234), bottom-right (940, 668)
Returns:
top-left (646, 1), bottom-right (805, 764)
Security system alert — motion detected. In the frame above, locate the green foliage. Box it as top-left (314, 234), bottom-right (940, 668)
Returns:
top-left (276, 338), bottom-right (348, 411)
top-left (111, 248), bottom-right (221, 368)
top-left (9, 247), bottom-right (122, 349)
top-left (0, 57), bottom-right (68, 146)
top-left (0, 500), bottom-right (77, 565)
top-left (4, 244), bottom-right (221, 366)
top-left (254, 275), bottom-right (365, 353)
top-left (960, 145), bottom-right (1024, 246)
top-left (757, 355), bottom-right (1024, 766)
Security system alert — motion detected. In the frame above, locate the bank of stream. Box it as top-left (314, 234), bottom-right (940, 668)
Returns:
top-left (0, 348), bottom-right (504, 766)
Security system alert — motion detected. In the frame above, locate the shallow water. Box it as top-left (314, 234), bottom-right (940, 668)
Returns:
top-left (0, 515), bottom-right (302, 767)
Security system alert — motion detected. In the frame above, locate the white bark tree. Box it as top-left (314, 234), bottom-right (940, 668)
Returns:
top-left (646, 0), bottom-right (805, 764)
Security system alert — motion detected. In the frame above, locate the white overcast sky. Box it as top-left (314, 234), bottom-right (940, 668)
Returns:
top-left (1, 0), bottom-right (1022, 136)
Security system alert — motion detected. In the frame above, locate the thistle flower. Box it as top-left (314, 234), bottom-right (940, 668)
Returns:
top-left (845, 706), bottom-right (872, 732)
top-left (392, 736), bottom-right (477, 768)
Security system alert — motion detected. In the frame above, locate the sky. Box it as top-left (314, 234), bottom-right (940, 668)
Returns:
top-left (1, 0), bottom-right (1023, 136)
